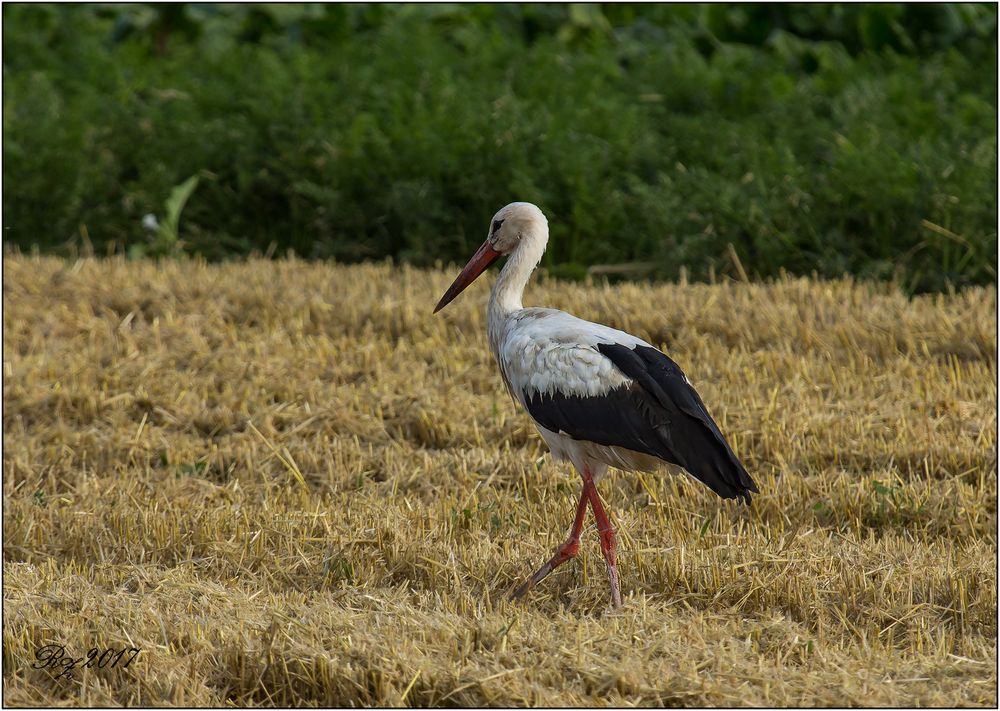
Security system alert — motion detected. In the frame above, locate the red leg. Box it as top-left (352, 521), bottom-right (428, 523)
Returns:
top-left (584, 476), bottom-right (622, 608)
top-left (511, 485), bottom-right (589, 600)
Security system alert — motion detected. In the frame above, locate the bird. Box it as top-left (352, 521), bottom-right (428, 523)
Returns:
top-left (433, 202), bottom-right (758, 607)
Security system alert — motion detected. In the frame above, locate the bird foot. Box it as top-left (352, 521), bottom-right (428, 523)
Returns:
top-left (510, 539), bottom-right (580, 601)
top-left (606, 562), bottom-right (622, 608)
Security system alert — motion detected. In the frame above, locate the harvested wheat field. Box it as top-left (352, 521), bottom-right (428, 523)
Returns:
top-left (3, 254), bottom-right (997, 706)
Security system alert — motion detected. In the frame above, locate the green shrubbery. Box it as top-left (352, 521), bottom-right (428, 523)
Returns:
top-left (3, 4), bottom-right (996, 291)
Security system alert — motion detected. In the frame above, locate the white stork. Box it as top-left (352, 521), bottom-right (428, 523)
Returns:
top-left (434, 202), bottom-right (758, 607)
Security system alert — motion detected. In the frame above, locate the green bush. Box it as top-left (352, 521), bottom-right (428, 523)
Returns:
top-left (3, 3), bottom-right (996, 291)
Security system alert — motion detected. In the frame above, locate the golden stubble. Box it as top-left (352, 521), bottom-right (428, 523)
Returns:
top-left (3, 255), bottom-right (996, 706)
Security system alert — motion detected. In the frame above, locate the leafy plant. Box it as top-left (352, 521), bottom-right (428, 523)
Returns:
top-left (869, 478), bottom-right (926, 528)
top-left (130, 174), bottom-right (201, 259)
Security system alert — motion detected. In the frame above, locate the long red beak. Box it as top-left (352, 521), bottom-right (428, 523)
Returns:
top-left (433, 239), bottom-right (502, 313)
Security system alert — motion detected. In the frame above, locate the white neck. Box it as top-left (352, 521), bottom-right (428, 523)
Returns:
top-left (488, 231), bottom-right (546, 319)
top-left (486, 229), bottom-right (547, 358)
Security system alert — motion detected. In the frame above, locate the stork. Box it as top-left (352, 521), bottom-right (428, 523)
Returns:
top-left (434, 202), bottom-right (758, 607)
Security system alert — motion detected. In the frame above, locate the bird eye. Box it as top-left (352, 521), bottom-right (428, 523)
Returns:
top-left (491, 219), bottom-right (504, 235)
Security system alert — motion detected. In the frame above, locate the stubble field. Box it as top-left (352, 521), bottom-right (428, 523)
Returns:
top-left (3, 255), bottom-right (997, 706)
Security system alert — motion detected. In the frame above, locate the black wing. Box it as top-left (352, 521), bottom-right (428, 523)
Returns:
top-left (524, 342), bottom-right (758, 503)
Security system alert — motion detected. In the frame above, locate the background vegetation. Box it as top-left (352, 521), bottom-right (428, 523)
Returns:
top-left (4, 256), bottom-right (996, 705)
top-left (3, 3), bottom-right (997, 291)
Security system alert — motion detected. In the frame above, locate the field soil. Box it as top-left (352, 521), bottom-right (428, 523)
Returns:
top-left (3, 255), bottom-right (997, 706)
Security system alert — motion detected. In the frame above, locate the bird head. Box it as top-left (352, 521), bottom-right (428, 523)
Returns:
top-left (433, 202), bottom-right (548, 313)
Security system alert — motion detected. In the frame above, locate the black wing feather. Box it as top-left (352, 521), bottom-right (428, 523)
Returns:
top-left (523, 343), bottom-right (758, 503)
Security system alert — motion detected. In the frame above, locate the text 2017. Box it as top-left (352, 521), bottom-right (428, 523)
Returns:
top-left (32, 645), bottom-right (141, 679)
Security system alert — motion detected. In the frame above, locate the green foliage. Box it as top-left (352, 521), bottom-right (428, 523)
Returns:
top-left (177, 460), bottom-right (207, 477)
top-left (3, 3), bottom-right (996, 291)
top-left (869, 478), bottom-right (926, 528)
top-left (130, 174), bottom-right (200, 259)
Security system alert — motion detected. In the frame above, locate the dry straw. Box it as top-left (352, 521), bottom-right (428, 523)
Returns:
top-left (3, 255), bottom-right (996, 706)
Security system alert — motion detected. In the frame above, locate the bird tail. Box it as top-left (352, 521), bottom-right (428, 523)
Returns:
top-left (672, 429), bottom-right (758, 504)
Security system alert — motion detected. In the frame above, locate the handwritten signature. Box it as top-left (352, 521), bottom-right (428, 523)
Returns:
top-left (32, 644), bottom-right (141, 679)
